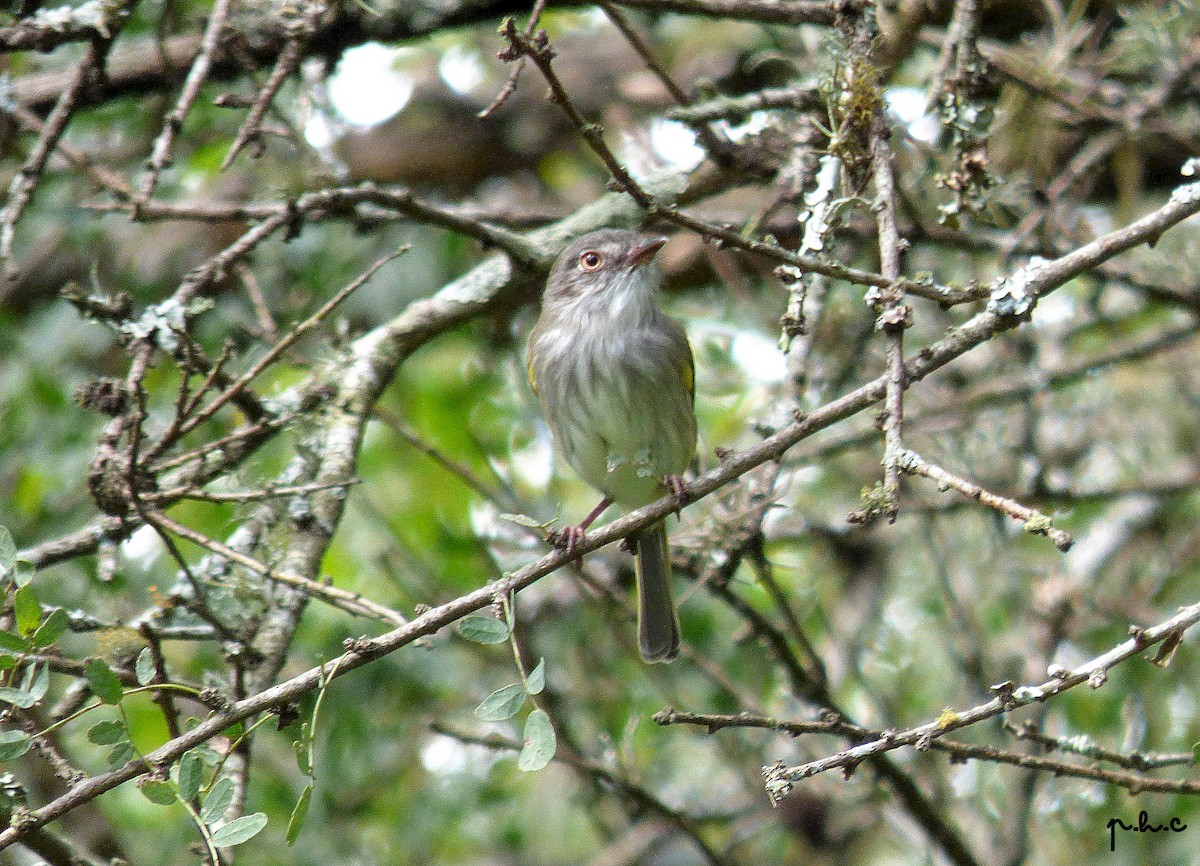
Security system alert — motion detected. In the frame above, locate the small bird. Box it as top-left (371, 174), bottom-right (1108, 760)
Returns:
top-left (527, 229), bottom-right (697, 662)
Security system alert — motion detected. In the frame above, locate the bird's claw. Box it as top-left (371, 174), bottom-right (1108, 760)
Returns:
top-left (550, 525), bottom-right (586, 554)
top-left (664, 474), bottom-right (687, 515)
top-left (549, 496), bottom-right (613, 555)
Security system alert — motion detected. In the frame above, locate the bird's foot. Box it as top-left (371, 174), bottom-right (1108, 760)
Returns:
top-left (549, 525), bottom-right (586, 554)
top-left (664, 474), bottom-right (688, 515)
top-left (549, 496), bottom-right (613, 555)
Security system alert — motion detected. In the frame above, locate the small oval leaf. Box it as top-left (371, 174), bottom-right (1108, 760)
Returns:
top-left (105, 742), bottom-right (134, 768)
top-left (474, 683), bottom-right (527, 721)
top-left (286, 783), bottom-right (312, 846)
top-left (210, 812), bottom-right (268, 847)
top-left (191, 743), bottom-right (222, 767)
top-left (517, 709), bottom-right (556, 772)
top-left (87, 719), bottom-right (128, 745)
top-left (140, 780), bottom-right (177, 806)
top-left (12, 560), bottom-right (33, 588)
top-left (498, 512), bottom-right (547, 529)
top-left (0, 730), bottom-right (31, 761)
top-left (135, 647), bottom-right (155, 686)
top-left (291, 720), bottom-right (313, 774)
top-left (176, 750), bottom-right (202, 802)
top-left (26, 663), bottom-right (48, 703)
top-left (0, 525), bottom-right (15, 573)
top-left (0, 686), bottom-right (36, 708)
top-left (31, 609), bottom-right (69, 648)
top-left (83, 658), bottom-right (124, 704)
top-left (457, 616), bottom-right (510, 645)
top-left (13, 586), bottom-right (39, 637)
top-left (201, 776), bottom-right (235, 824)
top-left (526, 658), bottom-right (546, 695)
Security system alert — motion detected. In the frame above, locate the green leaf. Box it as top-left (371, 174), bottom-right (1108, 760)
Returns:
top-left (83, 658), bottom-right (124, 704)
top-left (293, 722), bottom-right (312, 776)
top-left (31, 609), bottom-right (69, 648)
top-left (25, 663), bottom-right (48, 704)
top-left (474, 683), bottom-right (527, 722)
top-left (210, 812), bottom-right (268, 847)
top-left (0, 631), bottom-right (25, 652)
top-left (0, 525), bottom-right (15, 574)
top-left (87, 720), bottom-right (128, 746)
top-left (0, 730), bottom-right (31, 761)
top-left (177, 750), bottom-right (202, 802)
top-left (190, 743), bottom-right (222, 766)
top-left (0, 686), bottom-right (36, 709)
top-left (526, 657), bottom-right (546, 695)
top-left (13, 586), bottom-right (39, 637)
top-left (12, 560), bottom-right (33, 588)
top-left (105, 742), bottom-right (134, 768)
top-left (498, 512), bottom-right (549, 529)
top-left (140, 780), bottom-right (177, 805)
top-left (517, 709), bottom-right (556, 772)
top-left (0, 655), bottom-right (14, 670)
top-left (201, 776), bottom-right (235, 824)
top-left (0, 662), bottom-right (41, 710)
top-left (457, 616), bottom-right (510, 645)
top-left (0, 663), bottom-right (47, 709)
top-left (134, 647), bottom-right (155, 686)
top-left (286, 783), bottom-right (312, 845)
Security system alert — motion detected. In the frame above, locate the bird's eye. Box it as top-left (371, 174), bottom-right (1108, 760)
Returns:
top-left (579, 251), bottom-right (603, 271)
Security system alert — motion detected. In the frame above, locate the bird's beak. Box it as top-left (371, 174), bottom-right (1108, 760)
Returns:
top-left (626, 237), bottom-right (668, 268)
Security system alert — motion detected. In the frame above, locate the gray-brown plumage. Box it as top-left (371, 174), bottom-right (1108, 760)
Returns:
top-left (528, 229), bottom-right (696, 662)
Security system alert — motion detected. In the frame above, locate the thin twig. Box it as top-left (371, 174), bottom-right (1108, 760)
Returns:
top-left (0, 25), bottom-right (126, 280)
top-left (5, 102), bottom-right (134, 200)
top-left (1004, 721), bottom-right (1197, 772)
top-left (615, 0), bottom-right (835, 26)
top-left (502, 18), bottom-right (950, 296)
top-left (221, 1), bottom-right (325, 169)
top-left (170, 247), bottom-right (407, 442)
top-left (143, 509), bottom-right (408, 626)
top-left (762, 602), bottom-right (1200, 794)
top-left (501, 19), bottom-right (655, 210)
top-left (145, 477), bottom-right (361, 504)
top-left (898, 450), bottom-right (1074, 550)
top-left (871, 132), bottom-right (908, 523)
top-left (478, 0), bottom-right (547, 119)
top-left (925, 0), bottom-right (981, 112)
top-left (657, 709), bottom-right (1200, 795)
top-left (138, 0), bottom-right (232, 200)
top-left (373, 407), bottom-right (522, 512)
top-left (599, 0), bottom-right (732, 160)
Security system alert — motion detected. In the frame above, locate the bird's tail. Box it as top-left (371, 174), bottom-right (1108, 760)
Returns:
top-left (633, 521), bottom-right (680, 663)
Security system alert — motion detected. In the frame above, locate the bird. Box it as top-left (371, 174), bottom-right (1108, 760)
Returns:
top-left (527, 229), bottom-right (697, 662)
